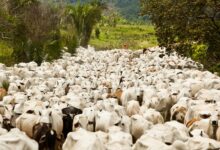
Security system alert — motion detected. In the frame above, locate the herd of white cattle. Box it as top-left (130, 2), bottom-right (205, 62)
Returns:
top-left (0, 46), bottom-right (220, 150)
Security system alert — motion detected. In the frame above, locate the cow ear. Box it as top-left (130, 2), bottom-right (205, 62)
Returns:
top-left (49, 111), bottom-right (52, 116)
top-left (189, 132), bottom-right (193, 137)
top-left (106, 134), bottom-right (109, 141)
top-left (200, 131), bottom-right (203, 136)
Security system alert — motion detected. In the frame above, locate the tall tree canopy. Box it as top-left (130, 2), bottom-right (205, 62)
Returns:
top-left (66, 1), bottom-right (105, 47)
top-left (0, 0), bottom-right (62, 64)
top-left (141, 0), bottom-right (220, 71)
top-left (0, 0), bottom-right (104, 65)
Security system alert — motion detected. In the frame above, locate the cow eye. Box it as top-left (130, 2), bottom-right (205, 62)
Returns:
top-left (74, 122), bottom-right (80, 128)
top-left (200, 114), bottom-right (211, 119)
top-left (39, 135), bottom-right (46, 143)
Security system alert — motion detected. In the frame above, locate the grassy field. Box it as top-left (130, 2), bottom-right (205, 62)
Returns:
top-left (0, 41), bottom-right (13, 57)
top-left (0, 24), bottom-right (157, 65)
top-left (0, 41), bottom-right (14, 66)
top-left (90, 24), bottom-right (158, 50)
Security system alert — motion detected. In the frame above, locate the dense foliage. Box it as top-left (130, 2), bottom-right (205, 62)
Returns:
top-left (0, 0), bottom-right (62, 64)
top-left (71, 0), bottom-right (144, 21)
top-left (66, 1), bottom-right (104, 47)
top-left (90, 24), bottom-right (157, 50)
top-left (0, 0), bottom-right (103, 65)
top-left (141, 0), bottom-right (220, 73)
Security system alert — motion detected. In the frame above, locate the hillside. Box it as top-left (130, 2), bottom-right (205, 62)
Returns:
top-left (70, 0), bottom-right (143, 21)
top-left (90, 24), bottom-right (157, 50)
top-left (107, 0), bottom-right (142, 21)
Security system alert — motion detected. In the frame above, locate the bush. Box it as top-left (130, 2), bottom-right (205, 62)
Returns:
top-left (141, 0), bottom-right (220, 73)
top-left (43, 30), bottom-right (62, 62)
top-left (0, 0), bottom-right (63, 65)
top-left (192, 44), bottom-right (208, 64)
top-left (66, 1), bottom-right (104, 47)
top-left (95, 27), bottom-right (100, 39)
top-left (0, 41), bottom-right (13, 56)
top-left (60, 27), bottom-right (78, 54)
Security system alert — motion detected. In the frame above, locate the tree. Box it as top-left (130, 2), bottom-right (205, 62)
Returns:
top-left (95, 27), bottom-right (100, 38)
top-left (20, 1), bottom-right (62, 63)
top-left (0, 0), bottom-right (63, 64)
top-left (66, 1), bottom-right (104, 47)
top-left (103, 10), bottom-right (121, 27)
top-left (140, 0), bottom-right (220, 71)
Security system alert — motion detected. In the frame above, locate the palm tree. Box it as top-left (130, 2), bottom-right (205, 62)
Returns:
top-left (66, 1), bottom-right (104, 47)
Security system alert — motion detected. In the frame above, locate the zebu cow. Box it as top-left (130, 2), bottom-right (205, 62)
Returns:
top-left (33, 123), bottom-right (57, 150)
top-left (107, 130), bottom-right (133, 150)
top-left (62, 128), bottom-right (105, 150)
top-left (118, 115), bottom-right (131, 133)
top-left (133, 136), bottom-right (170, 150)
top-left (0, 88), bottom-right (7, 101)
top-left (130, 114), bottom-right (152, 143)
top-left (16, 109), bottom-right (52, 138)
top-left (95, 110), bottom-right (120, 132)
top-left (72, 114), bottom-right (89, 131)
top-left (62, 106), bottom-right (82, 138)
top-left (186, 136), bottom-right (220, 150)
top-left (187, 110), bottom-right (220, 140)
top-left (1, 45), bottom-right (220, 150)
top-left (142, 108), bottom-right (164, 124)
top-left (144, 124), bottom-right (188, 145)
top-left (170, 97), bottom-right (189, 123)
top-left (0, 128), bottom-right (38, 150)
top-left (121, 87), bottom-right (144, 106)
top-left (82, 107), bottom-right (96, 132)
top-left (126, 100), bottom-right (140, 117)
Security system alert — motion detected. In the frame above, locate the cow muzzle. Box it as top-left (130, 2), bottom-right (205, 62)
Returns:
top-left (212, 120), bottom-right (218, 126)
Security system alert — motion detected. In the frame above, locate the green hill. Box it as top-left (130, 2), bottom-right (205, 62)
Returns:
top-left (112, 0), bottom-right (142, 21)
top-left (69, 0), bottom-right (143, 21)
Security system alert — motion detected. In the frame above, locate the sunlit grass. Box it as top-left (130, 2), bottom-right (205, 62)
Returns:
top-left (90, 24), bottom-right (158, 50)
top-left (0, 41), bottom-right (13, 56)
top-left (0, 41), bottom-right (14, 66)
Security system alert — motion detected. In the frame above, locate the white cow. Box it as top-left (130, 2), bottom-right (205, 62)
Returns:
top-left (107, 130), bottom-right (132, 150)
top-left (142, 108), bottom-right (164, 124)
top-left (95, 110), bottom-right (120, 132)
top-left (126, 100), bottom-right (140, 117)
top-left (130, 114), bottom-right (152, 142)
top-left (0, 128), bottom-right (38, 150)
top-left (62, 128), bottom-right (105, 150)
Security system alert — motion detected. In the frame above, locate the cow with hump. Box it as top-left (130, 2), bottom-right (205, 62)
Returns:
top-left (0, 46), bottom-right (219, 150)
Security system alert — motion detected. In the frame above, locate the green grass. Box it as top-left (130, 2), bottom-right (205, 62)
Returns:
top-left (0, 24), bottom-right (158, 66)
top-left (0, 41), bottom-right (14, 66)
top-left (0, 41), bottom-right (13, 56)
top-left (90, 24), bottom-right (158, 50)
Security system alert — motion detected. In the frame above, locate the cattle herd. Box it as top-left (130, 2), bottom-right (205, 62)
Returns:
top-left (0, 46), bottom-right (220, 150)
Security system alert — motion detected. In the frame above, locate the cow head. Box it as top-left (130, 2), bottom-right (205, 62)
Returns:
top-left (33, 123), bottom-right (56, 150)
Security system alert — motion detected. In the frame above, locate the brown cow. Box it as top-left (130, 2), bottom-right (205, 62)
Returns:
top-left (0, 88), bottom-right (7, 101)
top-left (107, 88), bottom-right (123, 105)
